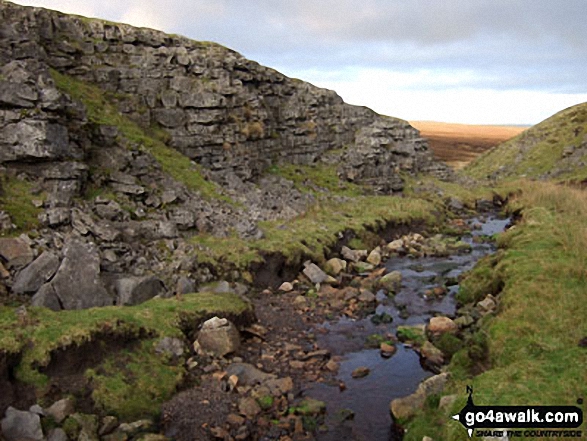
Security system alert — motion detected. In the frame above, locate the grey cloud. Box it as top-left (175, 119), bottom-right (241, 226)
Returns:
top-left (13, 0), bottom-right (587, 94)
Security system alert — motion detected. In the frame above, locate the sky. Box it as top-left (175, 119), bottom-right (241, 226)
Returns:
top-left (10, 0), bottom-right (587, 125)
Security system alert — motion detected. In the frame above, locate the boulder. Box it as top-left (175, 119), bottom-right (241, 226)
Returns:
top-left (12, 251), bottom-right (60, 295)
top-left (341, 246), bottom-right (367, 263)
top-left (33, 237), bottom-right (112, 310)
top-left (477, 294), bottom-right (497, 314)
top-left (428, 316), bottom-right (457, 336)
top-left (302, 261), bottom-right (329, 284)
top-left (419, 341), bottom-right (444, 366)
top-left (278, 282), bottom-right (294, 292)
top-left (197, 317), bottom-right (240, 357)
top-left (324, 258), bottom-right (346, 276)
top-left (225, 363), bottom-right (276, 386)
top-left (176, 276), bottom-right (195, 295)
top-left (366, 247), bottom-right (382, 266)
top-left (0, 237), bottom-right (34, 270)
top-left (114, 275), bottom-right (167, 306)
top-left (379, 271), bottom-right (402, 293)
top-left (390, 373), bottom-right (449, 420)
top-left (45, 397), bottom-right (75, 424)
top-left (387, 239), bottom-right (404, 252)
top-left (1, 407), bottom-right (44, 441)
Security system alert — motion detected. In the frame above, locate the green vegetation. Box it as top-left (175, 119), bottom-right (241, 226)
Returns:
top-left (1, 292), bottom-right (250, 420)
top-left (87, 340), bottom-right (184, 420)
top-left (465, 102), bottom-right (587, 182)
top-left (404, 181), bottom-right (587, 440)
top-left (50, 70), bottom-right (231, 203)
top-left (193, 194), bottom-right (436, 270)
top-left (0, 174), bottom-right (44, 235)
top-left (269, 163), bottom-right (364, 198)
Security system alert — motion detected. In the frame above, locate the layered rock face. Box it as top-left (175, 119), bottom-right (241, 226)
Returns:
top-left (0, 1), bottom-right (451, 310)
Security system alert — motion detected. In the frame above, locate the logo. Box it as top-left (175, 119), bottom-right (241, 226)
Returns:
top-left (452, 386), bottom-right (584, 438)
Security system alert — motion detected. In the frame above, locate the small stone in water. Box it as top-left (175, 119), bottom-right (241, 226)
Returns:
top-left (351, 366), bottom-right (370, 378)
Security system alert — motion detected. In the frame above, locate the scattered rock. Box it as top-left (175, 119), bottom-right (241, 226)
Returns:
top-left (380, 342), bottom-right (397, 358)
top-left (0, 237), bottom-right (34, 269)
top-left (341, 246), bottom-right (367, 263)
top-left (352, 261), bottom-right (375, 273)
top-left (45, 397), bottom-right (75, 423)
top-left (278, 282), bottom-right (294, 292)
top-left (379, 270), bottom-right (402, 293)
top-left (428, 316), bottom-right (458, 336)
top-left (47, 428), bottom-right (68, 441)
top-left (477, 294), bottom-right (497, 314)
top-left (351, 366), bottom-right (370, 378)
top-left (358, 289), bottom-right (376, 303)
top-left (419, 341), bottom-right (444, 366)
top-left (225, 363), bottom-right (276, 386)
top-left (114, 275), bottom-right (167, 306)
top-left (302, 261), bottom-right (329, 284)
top-left (366, 247), bottom-right (382, 266)
top-left (32, 237), bottom-right (112, 310)
top-left (1, 407), bottom-right (44, 441)
top-left (296, 397), bottom-right (326, 416)
top-left (197, 317), bottom-right (241, 357)
top-left (12, 251), bottom-right (60, 295)
top-left (390, 373), bottom-right (449, 420)
top-left (176, 276), bottom-right (195, 295)
top-left (324, 258), bottom-right (346, 276)
top-left (387, 239), bottom-right (404, 252)
top-left (238, 397), bottom-right (261, 418)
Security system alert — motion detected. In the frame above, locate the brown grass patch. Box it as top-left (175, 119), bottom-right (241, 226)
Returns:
top-left (410, 121), bottom-right (528, 169)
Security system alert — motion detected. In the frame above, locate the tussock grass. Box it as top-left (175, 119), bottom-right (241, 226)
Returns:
top-left (405, 181), bottom-right (587, 441)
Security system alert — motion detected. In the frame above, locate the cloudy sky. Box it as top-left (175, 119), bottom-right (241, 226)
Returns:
top-left (11, 0), bottom-right (587, 125)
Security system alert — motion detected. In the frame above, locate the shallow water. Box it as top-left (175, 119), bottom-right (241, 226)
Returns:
top-left (304, 215), bottom-right (510, 441)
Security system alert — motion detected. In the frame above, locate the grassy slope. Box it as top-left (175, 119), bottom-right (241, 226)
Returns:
top-left (464, 103), bottom-right (587, 181)
top-left (1, 292), bottom-right (251, 420)
top-left (405, 181), bottom-right (587, 441)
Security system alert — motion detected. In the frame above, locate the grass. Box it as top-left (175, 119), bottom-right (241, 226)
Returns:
top-left (268, 163), bottom-right (364, 198)
top-left (192, 194), bottom-right (437, 271)
top-left (465, 102), bottom-right (587, 182)
top-left (404, 181), bottom-right (587, 440)
top-left (1, 292), bottom-right (251, 420)
top-left (0, 174), bottom-right (44, 235)
top-left (50, 70), bottom-right (232, 203)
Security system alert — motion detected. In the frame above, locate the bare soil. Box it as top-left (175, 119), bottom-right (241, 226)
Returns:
top-left (410, 121), bottom-right (528, 169)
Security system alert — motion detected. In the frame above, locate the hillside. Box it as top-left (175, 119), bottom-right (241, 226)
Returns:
top-left (464, 102), bottom-right (587, 181)
top-left (410, 121), bottom-right (527, 169)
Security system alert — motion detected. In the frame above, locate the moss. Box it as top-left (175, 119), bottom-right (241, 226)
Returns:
top-left (0, 175), bottom-right (44, 235)
top-left (456, 251), bottom-right (504, 305)
top-left (49, 70), bottom-right (232, 204)
top-left (257, 395), bottom-right (274, 410)
top-left (396, 326), bottom-right (426, 346)
top-left (87, 340), bottom-right (184, 420)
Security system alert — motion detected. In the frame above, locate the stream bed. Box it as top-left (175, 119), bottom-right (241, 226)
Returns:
top-left (303, 215), bottom-right (510, 441)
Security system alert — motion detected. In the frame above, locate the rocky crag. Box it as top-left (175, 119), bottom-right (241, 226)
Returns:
top-left (0, 0), bottom-right (451, 311)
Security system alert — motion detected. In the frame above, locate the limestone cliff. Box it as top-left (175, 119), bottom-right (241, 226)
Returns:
top-left (0, 1), bottom-right (451, 310)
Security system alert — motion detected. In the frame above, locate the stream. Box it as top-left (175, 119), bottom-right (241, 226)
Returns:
top-left (303, 214), bottom-right (510, 441)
